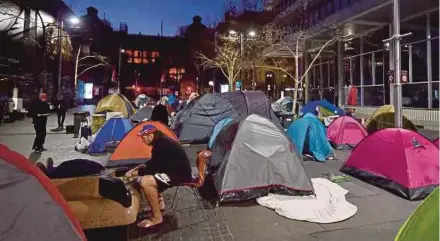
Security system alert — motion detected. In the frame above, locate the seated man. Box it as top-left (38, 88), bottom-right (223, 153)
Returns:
top-left (36, 158), bottom-right (105, 179)
top-left (125, 124), bottom-right (192, 228)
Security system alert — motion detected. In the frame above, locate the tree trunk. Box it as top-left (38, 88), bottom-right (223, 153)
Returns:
top-left (293, 39), bottom-right (300, 114)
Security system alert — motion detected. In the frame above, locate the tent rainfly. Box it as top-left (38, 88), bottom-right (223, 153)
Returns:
top-left (210, 114), bottom-right (314, 202)
top-left (340, 128), bottom-right (439, 200)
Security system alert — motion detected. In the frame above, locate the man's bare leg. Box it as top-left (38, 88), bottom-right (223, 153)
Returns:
top-left (138, 175), bottom-right (163, 227)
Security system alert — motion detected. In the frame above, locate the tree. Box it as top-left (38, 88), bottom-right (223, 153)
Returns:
top-left (198, 34), bottom-right (249, 91)
top-left (250, 0), bottom-right (344, 112)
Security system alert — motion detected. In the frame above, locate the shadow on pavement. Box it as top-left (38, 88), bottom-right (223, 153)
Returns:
top-left (28, 152), bottom-right (41, 163)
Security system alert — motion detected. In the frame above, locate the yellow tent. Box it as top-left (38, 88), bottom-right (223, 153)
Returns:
top-left (365, 105), bottom-right (417, 134)
top-left (95, 94), bottom-right (135, 118)
top-left (395, 187), bottom-right (439, 241)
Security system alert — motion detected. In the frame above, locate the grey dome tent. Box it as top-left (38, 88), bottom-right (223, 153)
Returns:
top-left (131, 106), bottom-right (154, 123)
top-left (172, 91), bottom-right (279, 144)
top-left (0, 144), bottom-right (86, 241)
top-left (209, 114), bottom-right (314, 202)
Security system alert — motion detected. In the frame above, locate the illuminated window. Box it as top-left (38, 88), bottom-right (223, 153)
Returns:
top-left (126, 50), bottom-right (133, 63)
top-left (125, 49), bottom-right (156, 64)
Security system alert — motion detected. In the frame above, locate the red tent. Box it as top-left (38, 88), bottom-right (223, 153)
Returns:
top-left (0, 145), bottom-right (86, 241)
top-left (340, 128), bottom-right (439, 200)
top-left (434, 138), bottom-right (439, 148)
top-left (107, 121), bottom-right (179, 167)
top-left (327, 116), bottom-right (367, 150)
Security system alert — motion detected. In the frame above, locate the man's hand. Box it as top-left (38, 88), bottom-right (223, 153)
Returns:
top-left (124, 164), bottom-right (146, 178)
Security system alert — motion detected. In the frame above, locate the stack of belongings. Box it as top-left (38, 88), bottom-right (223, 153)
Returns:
top-left (75, 114), bottom-right (92, 153)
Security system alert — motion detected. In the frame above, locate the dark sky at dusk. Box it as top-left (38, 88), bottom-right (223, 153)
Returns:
top-left (64, 0), bottom-right (231, 36)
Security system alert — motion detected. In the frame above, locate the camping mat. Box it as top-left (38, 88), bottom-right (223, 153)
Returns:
top-left (256, 178), bottom-right (357, 224)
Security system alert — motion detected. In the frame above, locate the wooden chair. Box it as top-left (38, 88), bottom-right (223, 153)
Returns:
top-left (169, 150), bottom-right (212, 224)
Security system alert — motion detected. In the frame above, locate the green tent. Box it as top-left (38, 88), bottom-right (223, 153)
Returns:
top-left (395, 187), bottom-right (439, 241)
top-left (365, 105), bottom-right (417, 134)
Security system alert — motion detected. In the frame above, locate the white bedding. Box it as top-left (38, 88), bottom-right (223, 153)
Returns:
top-left (256, 178), bottom-right (357, 223)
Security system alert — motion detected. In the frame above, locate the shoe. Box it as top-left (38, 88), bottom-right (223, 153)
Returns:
top-left (35, 147), bottom-right (47, 152)
top-left (35, 162), bottom-right (47, 174)
top-left (46, 157), bottom-right (54, 169)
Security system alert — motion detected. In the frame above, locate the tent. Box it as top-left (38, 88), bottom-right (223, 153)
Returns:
top-left (173, 91), bottom-right (278, 144)
top-left (208, 117), bottom-right (234, 149)
top-left (286, 113), bottom-right (334, 162)
top-left (394, 187), bottom-right (439, 241)
top-left (365, 105), bottom-right (417, 134)
top-left (327, 116), bottom-right (367, 150)
top-left (107, 121), bottom-right (178, 167)
top-left (340, 128), bottom-right (439, 200)
top-left (88, 117), bottom-right (134, 154)
top-left (172, 93), bottom-right (240, 144)
top-left (134, 94), bottom-right (151, 108)
top-left (209, 114), bottom-right (314, 202)
top-left (300, 99), bottom-right (345, 117)
top-left (0, 144), bottom-right (86, 241)
top-left (272, 96), bottom-right (294, 113)
top-left (131, 106), bottom-right (154, 123)
top-left (434, 138), bottom-right (439, 147)
top-left (96, 94), bottom-right (135, 118)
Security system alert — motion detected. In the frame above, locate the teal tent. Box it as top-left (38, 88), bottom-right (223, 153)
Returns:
top-left (208, 117), bottom-right (234, 149)
top-left (286, 113), bottom-right (333, 162)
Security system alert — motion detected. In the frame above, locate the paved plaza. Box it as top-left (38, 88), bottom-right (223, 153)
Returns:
top-left (0, 110), bottom-right (438, 241)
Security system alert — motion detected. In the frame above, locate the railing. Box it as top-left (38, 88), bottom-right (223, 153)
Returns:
top-left (343, 105), bottom-right (439, 129)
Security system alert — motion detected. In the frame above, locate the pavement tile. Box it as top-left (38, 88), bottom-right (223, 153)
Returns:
top-left (339, 181), bottom-right (378, 198)
top-left (221, 205), bottom-right (324, 236)
top-left (312, 221), bottom-right (404, 241)
top-left (319, 194), bottom-right (420, 231)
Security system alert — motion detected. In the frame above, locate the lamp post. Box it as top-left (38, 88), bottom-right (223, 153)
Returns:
top-left (118, 46), bottom-right (125, 93)
top-left (229, 29), bottom-right (257, 90)
top-left (382, 0), bottom-right (411, 128)
top-left (57, 16), bottom-right (80, 98)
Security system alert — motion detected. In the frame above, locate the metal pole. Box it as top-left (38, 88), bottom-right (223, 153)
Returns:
top-left (372, 52), bottom-right (376, 85)
top-left (118, 45), bottom-right (122, 93)
top-left (360, 38), bottom-right (364, 106)
top-left (57, 19), bottom-right (64, 97)
top-left (337, 41), bottom-right (344, 106)
top-left (393, 0), bottom-right (403, 128)
top-left (408, 45), bottom-right (413, 83)
top-left (426, 13), bottom-right (433, 109)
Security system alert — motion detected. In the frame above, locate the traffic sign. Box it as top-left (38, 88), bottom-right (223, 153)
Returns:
top-left (401, 70), bottom-right (408, 83)
top-left (387, 70), bottom-right (395, 83)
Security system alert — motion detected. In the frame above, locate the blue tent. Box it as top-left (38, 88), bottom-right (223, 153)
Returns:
top-left (208, 117), bottom-right (234, 149)
top-left (300, 99), bottom-right (345, 116)
top-left (286, 113), bottom-right (333, 162)
top-left (88, 117), bottom-right (134, 154)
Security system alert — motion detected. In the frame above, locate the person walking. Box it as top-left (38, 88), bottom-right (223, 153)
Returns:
top-left (30, 93), bottom-right (50, 152)
top-left (56, 95), bottom-right (67, 129)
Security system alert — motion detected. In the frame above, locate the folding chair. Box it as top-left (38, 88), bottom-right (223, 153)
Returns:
top-left (170, 150), bottom-right (212, 224)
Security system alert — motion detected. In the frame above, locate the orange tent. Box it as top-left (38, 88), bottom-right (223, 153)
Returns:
top-left (107, 121), bottom-right (179, 168)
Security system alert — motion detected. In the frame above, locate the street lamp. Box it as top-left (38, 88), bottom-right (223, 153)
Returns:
top-left (248, 30), bottom-right (256, 37)
top-left (57, 16), bottom-right (80, 98)
top-left (69, 17), bottom-right (80, 25)
top-left (229, 30), bottom-right (237, 35)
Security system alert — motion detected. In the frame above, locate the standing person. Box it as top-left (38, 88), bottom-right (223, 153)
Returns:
top-left (124, 125), bottom-right (192, 228)
top-left (56, 94), bottom-right (67, 129)
top-left (30, 93), bottom-right (50, 152)
top-left (151, 104), bottom-right (169, 126)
